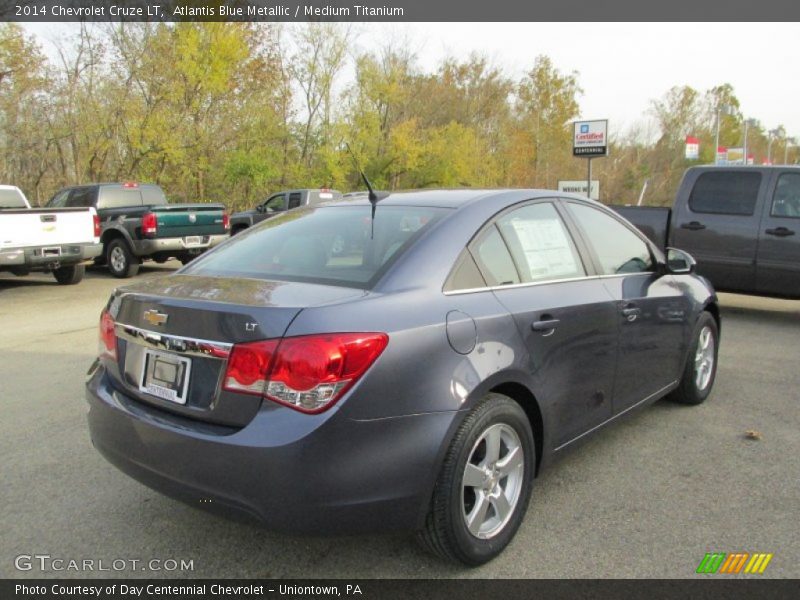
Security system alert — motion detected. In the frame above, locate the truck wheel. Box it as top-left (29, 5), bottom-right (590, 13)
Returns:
top-left (53, 264), bottom-right (85, 285)
top-left (669, 311), bottom-right (719, 405)
top-left (231, 225), bottom-right (248, 236)
top-left (106, 239), bottom-right (140, 278)
top-left (418, 393), bottom-right (534, 566)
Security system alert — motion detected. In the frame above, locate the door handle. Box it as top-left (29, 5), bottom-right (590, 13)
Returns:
top-left (765, 227), bottom-right (795, 237)
top-left (680, 221), bottom-right (706, 231)
top-left (621, 305), bottom-right (641, 322)
top-left (531, 318), bottom-right (560, 333)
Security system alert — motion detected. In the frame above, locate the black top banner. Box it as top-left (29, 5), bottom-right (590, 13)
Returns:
top-left (4, 0), bottom-right (800, 22)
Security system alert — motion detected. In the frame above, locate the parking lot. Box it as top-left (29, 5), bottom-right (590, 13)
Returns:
top-left (1, 265), bottom-right (798, 579)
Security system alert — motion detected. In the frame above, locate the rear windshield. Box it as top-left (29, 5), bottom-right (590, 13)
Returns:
top-left (0, 188), bottom-right (27, 209)
top-left (184, 205), bottom-right (449, 289)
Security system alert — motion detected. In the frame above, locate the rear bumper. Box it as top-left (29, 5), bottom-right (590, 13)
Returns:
top-left (132, 234), bottom-right (228, 257)
top-left (86, 363), bottom-right (455, 534)
top-left (0, 242), bottom-right (102, 269)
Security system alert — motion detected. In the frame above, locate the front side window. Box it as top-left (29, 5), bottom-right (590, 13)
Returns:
top-left (771, 173), bottom-right (800, 218)
top-left (688, 171), bottom-right (761, 216)
top-left (263, 194), bottom-right (286, 212)
top-left (496, 203), bottom-right (586, 283)
top-left (567, 203), bottom-right (653, 275)
top-left (184, 205), bottom-right (448, 289)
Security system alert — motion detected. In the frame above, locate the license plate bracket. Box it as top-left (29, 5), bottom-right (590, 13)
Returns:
top-left (139, 349), bottom-right (191, 405)
top-left (184, 236), bottom-right (203, 247)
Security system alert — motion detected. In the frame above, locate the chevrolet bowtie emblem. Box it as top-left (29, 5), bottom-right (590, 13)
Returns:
top-left (143, 310), bottom-right (169, 326)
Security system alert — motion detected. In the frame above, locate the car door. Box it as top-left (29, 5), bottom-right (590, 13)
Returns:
top-left (670, 169), bottom-right (765, 293)
top-left (562, 200), bottom-right (689, 414)
top-left (756, 172), bottom-right (800, 297)
top-left (470, 200), bottom-right (619, 448)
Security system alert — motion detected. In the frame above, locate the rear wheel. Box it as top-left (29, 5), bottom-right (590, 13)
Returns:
top-left (418, 393), bottom-right (534, 566)
top-left (53, 264), bottom-right (85, 285)
top-left (106, 239), bottom-right (139, 278)
top-left (669, 311), bottom-right (719, 405)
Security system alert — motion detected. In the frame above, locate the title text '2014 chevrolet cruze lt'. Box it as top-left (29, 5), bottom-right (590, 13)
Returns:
top-left (86, 190), bottom-right (719, 565)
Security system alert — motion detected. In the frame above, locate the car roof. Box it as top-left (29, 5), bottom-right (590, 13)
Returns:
top-left (326, 189), bottom-right (559, 209)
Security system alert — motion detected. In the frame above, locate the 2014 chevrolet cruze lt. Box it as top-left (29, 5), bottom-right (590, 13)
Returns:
top-left (86, 190), bottom-right (719, 565)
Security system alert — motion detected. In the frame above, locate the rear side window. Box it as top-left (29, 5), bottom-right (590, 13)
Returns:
top-left (288, 192), bottom-right (302, 209)
top-left (98, 187), bottom-right (142, 208)
top-left (445, 252), bottom-right (486, 292)
top-left (771, 173), bottom-right (800, 218)
top-left (567, 203), bottom-right (653, 275)
top-left (496, 203), bottom-right (586, 283)
top-left (48, 190), bottom-right (69, 208)
top-left (67, 187), bottom-right (97, 208)
top-left (471, 226), bottom-right (520, 286)
top-left (184, 205), bottom-right (448, 289)
top-left (689, 171), bottom-right (761, 216)
top-left (0, 188), bottom-right (28, 208)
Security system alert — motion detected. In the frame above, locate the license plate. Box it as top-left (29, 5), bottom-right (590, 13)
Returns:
top-left (139, 349), bottom-right (191, 405)
top-left (184, 236), bottom-right (203, 247)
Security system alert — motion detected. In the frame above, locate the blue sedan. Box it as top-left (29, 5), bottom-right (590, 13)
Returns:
top-left (86, 189), bottom-right (719, 565)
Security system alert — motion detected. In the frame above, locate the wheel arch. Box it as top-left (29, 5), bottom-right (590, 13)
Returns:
top-left (488, 381), bottom-right (544, 478)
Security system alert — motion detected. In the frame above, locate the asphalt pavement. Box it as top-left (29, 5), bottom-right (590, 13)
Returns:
top-left (1, 265), bottom-right (798, 578)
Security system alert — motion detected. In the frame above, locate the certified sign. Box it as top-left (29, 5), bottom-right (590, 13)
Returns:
top-left (573, 120), bottom-right (608, 157)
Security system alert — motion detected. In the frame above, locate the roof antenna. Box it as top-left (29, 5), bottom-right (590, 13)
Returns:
top-left (344, 143), bottom-right (388, 239)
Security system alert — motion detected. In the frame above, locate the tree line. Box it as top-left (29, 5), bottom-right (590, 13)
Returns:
top-left (1, 22), bottom-right (795, 210)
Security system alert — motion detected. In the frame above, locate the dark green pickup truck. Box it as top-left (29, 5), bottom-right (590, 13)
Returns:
top-left (47, 183), bottom-right (230, 277)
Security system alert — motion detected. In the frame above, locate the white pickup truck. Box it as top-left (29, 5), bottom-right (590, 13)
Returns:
top-left (0, 185), bottom-right (102, 284)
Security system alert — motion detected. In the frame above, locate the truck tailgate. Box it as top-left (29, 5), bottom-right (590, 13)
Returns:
top-left (152, 204), bottom-right (227, 237)
top-left (0, 207), bottom-right (97, 249)
top-left (610, 205), bottom-right (671, 249)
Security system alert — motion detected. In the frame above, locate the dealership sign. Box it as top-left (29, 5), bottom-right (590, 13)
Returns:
top-left (573, 120), bottom-right (608, 157)
top-left (685, 136), bottom-right (700, 160)
top-left (558, 180), bottom-right (600, 200)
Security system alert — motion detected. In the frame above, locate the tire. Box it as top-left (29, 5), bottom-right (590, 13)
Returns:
top-left (106, 238), bottom-right (140, 278)
top-left (179, 254), bottom-right (196, 266)
top-left (669, 311), bottom-right (719, 405)
top-left (418, 393), bottom-right (535, 566)
top-left (53, 264), bottom-right (85, 285)
top-left (231, 225), bottom-right (248, 236)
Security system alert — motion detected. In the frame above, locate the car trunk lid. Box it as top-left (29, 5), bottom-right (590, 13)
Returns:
top-left (106, 275), bottom-right (366, 427)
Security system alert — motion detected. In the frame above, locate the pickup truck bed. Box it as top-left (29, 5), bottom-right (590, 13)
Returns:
top-left (1, 186), bottom-right (101, 284)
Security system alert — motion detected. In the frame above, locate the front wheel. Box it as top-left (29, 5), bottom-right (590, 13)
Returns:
top-left (669, 311), bottom-right (719, 405)
top-left (106, 239), bottom-right (140, 278)
top-left (418, 393), bottom-right (535, 566)
top-left (53, 264), bottom-right (85, 285)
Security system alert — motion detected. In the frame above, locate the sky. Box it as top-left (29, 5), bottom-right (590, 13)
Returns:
top-left (22, 21), bottom-right (800, 139)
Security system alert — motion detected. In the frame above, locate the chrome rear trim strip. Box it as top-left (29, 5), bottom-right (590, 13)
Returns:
top-left (115, 322), bottom-right (232, 359)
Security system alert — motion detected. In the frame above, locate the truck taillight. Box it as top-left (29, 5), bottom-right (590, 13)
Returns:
top-left (223, 333), bottom-right (388, 414)
top-left (93, 214), bottom-right (101, 238)
top-left (99, 310), bottom-right (117, 360)
top-left (222, 213), bottom-right (230, 230)
top-left (142, 212), bottom-right (157, 237)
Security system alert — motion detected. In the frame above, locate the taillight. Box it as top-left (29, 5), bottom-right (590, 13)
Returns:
top-left (222, 213), bottom-right (230, 230)
top-left (93, 214), bottom-right (101, 238)
top-left (99, 310), bottom-right (117, 360)
top-left (142, 212), bottom-right (157, 237)
top-left (223, 333), bottom-right (388, 414)
top-left (223, 340), bottom-right (278, 395)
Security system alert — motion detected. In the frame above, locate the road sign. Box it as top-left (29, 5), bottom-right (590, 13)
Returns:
top-left (573, 120), bottom-right (608, 157)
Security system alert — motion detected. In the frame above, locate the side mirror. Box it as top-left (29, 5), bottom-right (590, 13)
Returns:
top-left (665, 247), bottom-right (696, 274)
top-left (256, 204), bottom-right (265, 213)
